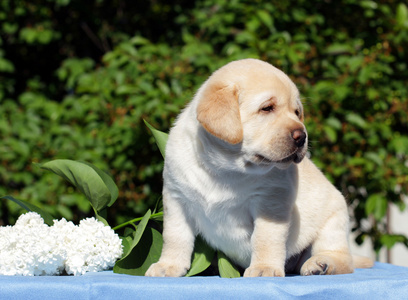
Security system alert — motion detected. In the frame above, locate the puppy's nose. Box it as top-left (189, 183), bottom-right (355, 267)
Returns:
top-left (292, 129), bottom-right (306, 148)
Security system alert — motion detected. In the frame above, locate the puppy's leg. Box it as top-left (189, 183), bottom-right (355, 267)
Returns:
top-left (300, 209), bottom-right (353, 275)
top-left (244, 216), bottom-right (289, 277)
top-left (145, 192), bottom-right (195, 277)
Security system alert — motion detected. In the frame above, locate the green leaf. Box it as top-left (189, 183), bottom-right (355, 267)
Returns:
top-left (396, 3), bottom-right (408, 29)
top-left (118, 42), bottom-right (138, 56)
top-left (218, 251), bottom-right (241, 278)
top-left (144, 120), bottom-right (169, 158)
top-left (116, 85), bottom-right (139, 95)
top-left (149, 212), bottom-right (163, 222)
top-left (120, 210), bottom-right (152, 260)
top-left (364, 152), bottom-right (383, 166)
top-left (365, 194), bottom-right (388, 221)
top-left (345, 113), bottom-right (367, 129)
top-left (95, 210), bottom-right (109, 226)
top-left (323, 125), bottom-right (337, 143)
top-left (256, 10), bottom-right (274, 30)
top-left (325, 117), bottom-right (342, 130)
top-left (326, 43), bottom-right (353, 55)
top-left (41, 159), bottom-right (118, 213)
top-left (129, 35), bottom-right (150, 45)
top-left (113, 227), bottom-right (163, 276)
top-left (359, 0), bottom-right (378, 10)
top-left (81, 161), bottom-right (119, 207)
top-left (186, 236), bottom-right (216, 277)
top-left (120, 235), bottom-right (133, 258)
top-left (380, 234), bottom-right (407, 249)
top-left (348, 56), bottom-right (364, 73)
top-left (358, 65), bottom-right (373, 84)
top-left (152, 196), bottom-right (163, 215)
top-left (0, 57), bottom-right (15, 73)
top-left (1, 195), bottom-right (54, 226)
top-left (389, 136), bottom-right (408, 155)
top-left (19, 27), bottom-right (37, 43)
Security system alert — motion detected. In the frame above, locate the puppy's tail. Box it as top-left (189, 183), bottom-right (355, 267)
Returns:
top-left (353, 255), bottom-right (374, 269)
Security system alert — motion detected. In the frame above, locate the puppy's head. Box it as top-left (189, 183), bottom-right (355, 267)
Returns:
top-left (196, 59), bottom-right (307, 169)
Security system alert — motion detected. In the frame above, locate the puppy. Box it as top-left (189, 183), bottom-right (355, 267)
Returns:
top-left (145, 59), bottom-right (373, 277)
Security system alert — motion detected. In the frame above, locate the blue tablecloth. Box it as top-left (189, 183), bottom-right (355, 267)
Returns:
top-left (1, 262), bottom-right (407, 299)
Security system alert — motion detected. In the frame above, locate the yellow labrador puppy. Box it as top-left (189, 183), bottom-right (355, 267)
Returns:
top-left (145, 59), bottom-right (373, 277)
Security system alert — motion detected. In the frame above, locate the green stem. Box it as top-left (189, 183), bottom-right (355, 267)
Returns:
top-left (112, 212), bottom-right (162, 231)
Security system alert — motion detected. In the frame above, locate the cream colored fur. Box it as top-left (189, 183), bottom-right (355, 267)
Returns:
top-left (145, 59), bottom-right (373, 277)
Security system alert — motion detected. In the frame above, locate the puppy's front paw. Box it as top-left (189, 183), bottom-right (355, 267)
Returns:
top-left (244, 265), bottom-right (285, 277)
top-left (145, 262), bottom-right (189, 277)
top-left (300, 255), bottom-right (334, 276)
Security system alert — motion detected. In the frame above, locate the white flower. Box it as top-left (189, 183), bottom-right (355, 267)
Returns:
top-left (0, 212), bottom-right (123, 276)
top-left (14, 211), bottom-right (45, 228)
top-left (63, 217), bottom-right (123, 275)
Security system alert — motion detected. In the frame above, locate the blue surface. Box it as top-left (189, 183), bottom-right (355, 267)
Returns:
top-left (0, 263), bottom-right (407, 299)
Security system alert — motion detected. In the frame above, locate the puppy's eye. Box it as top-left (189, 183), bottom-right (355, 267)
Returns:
top-left (295, 109), bottom-right (301, 117)
top-left (261, 105), bottom-right (275, 113)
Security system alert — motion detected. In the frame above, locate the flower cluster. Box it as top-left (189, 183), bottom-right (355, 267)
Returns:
top-left (0, 212), bottom-right (123, 276)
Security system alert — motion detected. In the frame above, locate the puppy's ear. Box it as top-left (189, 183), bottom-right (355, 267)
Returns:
top-left (197, 83), bottom-right (243, 144)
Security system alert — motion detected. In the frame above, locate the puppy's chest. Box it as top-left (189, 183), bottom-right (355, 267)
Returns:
top-left (183, 176), bottom-right (264, 241)
top-left (183, 178), bottom-right (274, 267)
top-left (192, 192), bottom-right (253, 230)
top-left (191, 194), bottom-right (253, 258)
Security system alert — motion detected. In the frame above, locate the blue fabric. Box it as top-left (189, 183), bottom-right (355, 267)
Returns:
top-left (0, 263), bottom-right (407, 299)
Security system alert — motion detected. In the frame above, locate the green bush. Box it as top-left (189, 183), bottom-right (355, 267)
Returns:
top-left (1, 0), bottom-right (407, 254)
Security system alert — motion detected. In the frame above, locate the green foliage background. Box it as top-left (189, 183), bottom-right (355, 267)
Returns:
top-left (1, 0), bottom-right (407, 254)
